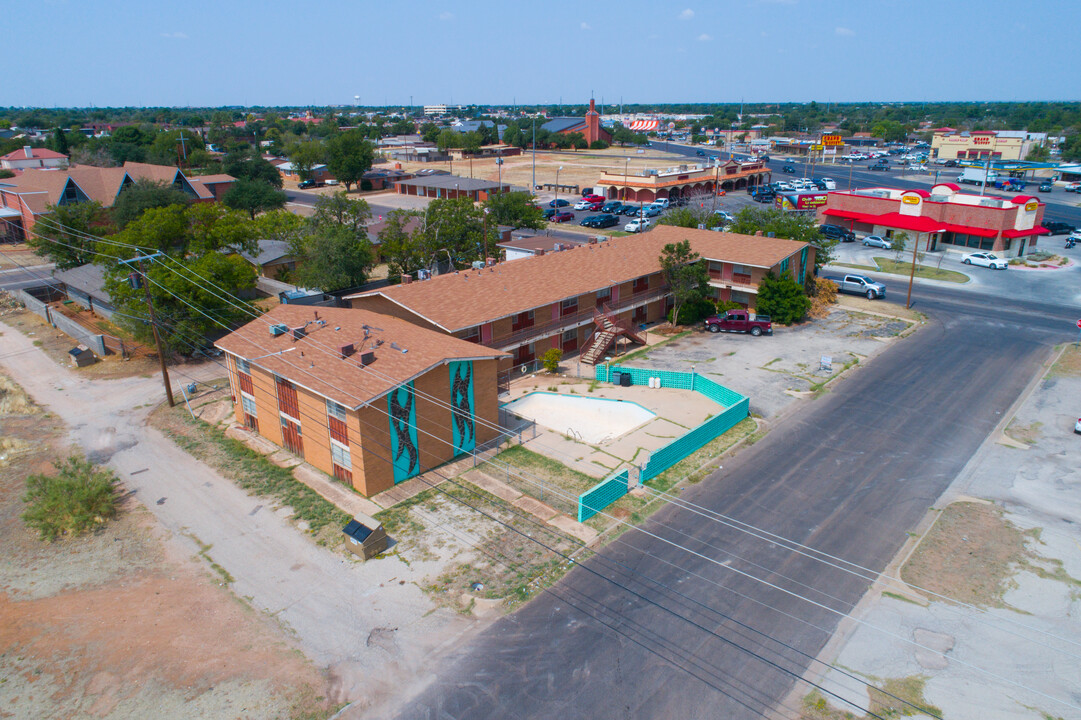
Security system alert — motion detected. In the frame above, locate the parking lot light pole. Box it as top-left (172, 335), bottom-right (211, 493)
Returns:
top-left (555, 166), bottom-right (563, 216)
top-left (531, 118), bottom-right (536, 192)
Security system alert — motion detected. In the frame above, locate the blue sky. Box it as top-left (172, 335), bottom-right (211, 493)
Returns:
top-left (6, 0), bottom-right (1080, 108)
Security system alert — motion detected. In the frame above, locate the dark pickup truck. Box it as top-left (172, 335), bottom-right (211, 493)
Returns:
top-left (704, 309), bottom-right (772, 336)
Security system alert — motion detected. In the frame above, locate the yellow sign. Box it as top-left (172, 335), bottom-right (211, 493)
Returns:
top-left (822, 135), bottom-right (843, 146)
top-left (902, 195), bottom-right (921, 205)
top-left (810, 144), bottom-right (824, 151)
top-left (1025, 201), bottom-right (1038, 211)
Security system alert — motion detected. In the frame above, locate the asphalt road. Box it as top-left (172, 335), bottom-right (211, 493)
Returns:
top-left (392, 285), bottom-right (1074, 719)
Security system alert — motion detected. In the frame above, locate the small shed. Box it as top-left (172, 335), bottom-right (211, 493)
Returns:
top-left (68, 344), bottom-right (97, 367)
top-left (342, 515), bottom-right (388, 560)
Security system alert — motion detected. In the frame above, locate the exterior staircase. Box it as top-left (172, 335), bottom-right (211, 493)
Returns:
top-left (579, 304), bottom-right (646, 365)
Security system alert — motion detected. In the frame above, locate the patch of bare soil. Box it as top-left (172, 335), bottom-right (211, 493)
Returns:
top-left (1050, 344), bottom-right (1081, 378)
top-left (0, 370), bottom-right (334, 719)
top-left (901, 501), bottom-right (1029, 607)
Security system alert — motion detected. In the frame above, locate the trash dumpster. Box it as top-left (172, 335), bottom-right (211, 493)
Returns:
top-left (342, 515), bottom-right (388, 560)
top-left (619, 372), bottom-right (632, 387)
top-left (610, 371), bottom-right (622, 385)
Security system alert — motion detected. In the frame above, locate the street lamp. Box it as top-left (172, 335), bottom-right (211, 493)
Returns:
top-left (555, 165), bottom-right (563, 213)
top-left (454, 182), bottom-right (459, 201)
top-left (497, 155), bottom-right (504, 194)
top-left (531, 117), bottom-right (537, 192)
top-left (623, 157), bottom-right (630, 202)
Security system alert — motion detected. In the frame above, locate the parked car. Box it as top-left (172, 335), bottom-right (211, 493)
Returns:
top-left (1039, 182), bottom-right (1054, 192)
top-left (1075, 417), bottom-right (1081, 435)
top-left (944, 159), bottom-right (958, 167)
top-left (652, 198), bottom-right (670, 210)
top-left (593, 214), bottom-right (620, 228)
top-left (753, 192), bottom-right (773, 203)
top-left (583, 194), bottom-right (605, 203)
top-left (819, 178), bottom-right (836, 189)
top-left (704, 309), bottom-right (772, 337)
top-left (298, 179), bottom-right (322, 189)
top-left (581, 187), bottom-right (593, 196)
top-left (624, 218), bottom-right (652, 233)
top-left (550, 210), bottom-right (574, 223)
top-left (782, 164), bottom-right (796, 173)
top-left (574, 198), bottom-right (596, 210)
top-left (819, 224), bottom-right (856, 242)
top-left (1042, 221), bottom-right (1076, 235)
top-left (775, 182), bottom-right (794, 191)
top-left (869, 160), bottom-right (890, 170)
top-left (1064, 182), bottom-right (1081, 193)
top-left (827, 274), bottom-right (887, 299)
top-left (543, 207), bottom-right (557, 219)
top-left (642, 205), bottom-right (662, 217)
top-left (622, 205), bottom-right (643, 216)
top-left (962, 251), bottom-right (1008, 269)
top-left (862, 235), bottom-right (891, 249)
top-left (696, 149), bottom-right (706, 156)
top-left (714, 210), bottom-right (735, 224)
top-left (602, 201), bottom-right (624, 214)
top-left (579, 214), bottom-right (601, 226)
top-left (548, 198), bottom-right (570, 207)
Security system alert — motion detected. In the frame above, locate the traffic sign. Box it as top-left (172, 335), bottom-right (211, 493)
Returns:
top-left (1076, 318), bottom-right (1081, 329)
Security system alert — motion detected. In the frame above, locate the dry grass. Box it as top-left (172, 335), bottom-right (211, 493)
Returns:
top-left (902, 501), bottom-right (1028, 607)
top-left (1004, 419), bottom-right (1043, 445)
top-left (801, 675), bottom-right (941, 719)
top-left (1049, 344), bottom-right (1081, 378)
top-left (808, 277), bottom-right (839, 319)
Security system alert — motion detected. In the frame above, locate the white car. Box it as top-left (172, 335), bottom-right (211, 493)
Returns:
top-left (624, 218), bottom-right (652, 233)
top-left (713, 210), bottom-right (734, 224)
top-left (962, 252), bottom-right (1008, 269)
top-left (573, 199), bottom-right (595, 210)
top-left (775, 182), bottom-right (794, 191)
top-left (819, 178), bottom-right (836, 189)
top-left (1064, 182), bottom-right (1081, 193)
top-left (1075, 417), bottom-right (1081, 434)
top-left (862, 235), bottom-right (891, 249)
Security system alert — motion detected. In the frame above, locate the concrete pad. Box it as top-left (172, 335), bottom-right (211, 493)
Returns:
top-left (464, 470), bottom-right (523, 503)
top-left (546, 514), bottom-right (599, 545)
top-left (511, 495), bottom-right (559, 521)
top-left (913, 628), bottom-right (955, 670)
top-left (291, 463), bottom-right (382, 518)
top-left (268, 450), bottom-right (302, 468)
top-left (370, 474), bottom-right (440, 509)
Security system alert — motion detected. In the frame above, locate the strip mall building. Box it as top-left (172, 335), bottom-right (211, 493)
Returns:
top-left (819, 184), bottom-right (1046, 257)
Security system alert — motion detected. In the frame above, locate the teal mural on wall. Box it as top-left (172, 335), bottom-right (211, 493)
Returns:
top-left (387, 382), bottom-right (419, 483)
top-left (448, 361), bottom-right (476, 455)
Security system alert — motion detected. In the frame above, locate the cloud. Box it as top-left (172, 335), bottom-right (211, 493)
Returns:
top-left (679, 8), bottom-right (695, 19)
top-left (697, 33), bottom-right (712, 42)
top-left (160, 31), bottom-right (188, 39)
top-left (835, 26), bottom-right (855, 36)
top-left (439, 11), bottom-right (453, 20)
top-left (581, 22), bottom-right (591, 30)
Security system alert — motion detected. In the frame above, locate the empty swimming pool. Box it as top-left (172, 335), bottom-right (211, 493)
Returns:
top-left (502, 392), bottom-right (656, 444)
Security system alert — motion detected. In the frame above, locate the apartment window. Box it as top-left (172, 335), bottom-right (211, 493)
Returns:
top-left (327, 400), bottom-right (349, 446)
top-left (241, 395), bottom-right (258, 431)
top-left (632, 276), bottom-right (649, 293)
top-left (331, 442), bottom-right (351, 469)
top-left (561, 329), bottom-right (578, 352)
top-left (560, 298), bottom-right (578, 316)
top-left (236, 358), bottom-right (251, 374)
top-left (595, 287), bottom-right (611, 308)
top-left (511, 310), bottom-right (534, 331)
top-left (276, 377), bottom-right (300, 420)
top-left (461, 326), bottom-right (481, 344)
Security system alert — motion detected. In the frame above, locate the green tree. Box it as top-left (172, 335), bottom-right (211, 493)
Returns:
top-left (289, 140), bottom-right (325, 181)
top-left (290, 225), bottom-right (373, 292)
top-left (414, 197), bottom-right (490, 269)
top-left (255, 209), bottom-right (307, 244)
top-left (310, 191), bottom-right (372, 233)
top-left (659, 240), bottom-right (710, 325)
top-left (223, 178), bottom-right (287, 219)
top-left (378, 209), bottom-right (424, 281)
top-left (223, 150), bottom-right (284, 187)
top-left (437, 129), bottom-right (459, 152)
top-left (420, 122), bottom-right (440, 144)
top-left (28, 201), bottom-right (113, 269)
top-left (461, 131), bottom-right (483, 155)
top-left (658, 206), bottom-right (724, 230)
top-left (891, 231), bottom-right (908, 263)
top-left (111, 178), bottom-right (192, 228)
top-left (727, 206), bottom-right (837, 269)
top-left (483, 191), bottom-right (545, 229)
top-left (52, 127), bottom-right (70, 155)
top-left (325, 129), bottom-right (375, 191)
top-left (756, 272), bottom-right (810, 324)
top-left (567, 132), bottom-right (587, 150)
top-left (22, 455), bottom-right (119, 541)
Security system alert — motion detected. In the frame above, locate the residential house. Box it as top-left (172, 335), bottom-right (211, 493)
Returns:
top-left (215, 305), bottom-right (508, 497)
top-left (1, 146), bottom-right (69, 171)
top-left (238, 240), bottom-right (297, 279)
top-left (346, 226), bottom-right (813, 370)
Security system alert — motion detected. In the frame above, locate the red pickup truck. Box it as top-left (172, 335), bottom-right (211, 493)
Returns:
top-left (704, 309), bottom-right (772, 336)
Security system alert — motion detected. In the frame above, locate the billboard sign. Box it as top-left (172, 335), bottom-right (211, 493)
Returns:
top-left (775, 192), bottom-right (828, 211)
top-left (822, 135), bottom-right (844, 146)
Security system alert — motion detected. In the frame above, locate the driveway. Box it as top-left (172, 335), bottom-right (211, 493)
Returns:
top-left (0, 321), bottom-right (476, 712)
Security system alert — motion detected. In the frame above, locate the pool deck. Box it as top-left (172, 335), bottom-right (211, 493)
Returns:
top-left (503, 376), bottom-right (721, 479)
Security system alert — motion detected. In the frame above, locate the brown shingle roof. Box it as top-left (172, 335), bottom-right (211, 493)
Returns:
top-left (347, 226), bottom-right (807, 332)
top-left (1, 147), bottom-right (68, 161)
top-left (214, 305), bottom-right (508, 409)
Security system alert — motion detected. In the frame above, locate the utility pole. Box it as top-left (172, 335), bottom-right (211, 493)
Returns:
top-left (905, 234), bottom-right (919, 309)
top-left (531, 117), bottom-right (536, 192)
top-left (121, 253), bottom-right (174, 407)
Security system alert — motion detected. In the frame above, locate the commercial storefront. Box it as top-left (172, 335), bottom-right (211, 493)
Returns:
top-left (818, 184), bottom-right (1046, 257)
top-left (930, 129), bottom-right (1035, 162)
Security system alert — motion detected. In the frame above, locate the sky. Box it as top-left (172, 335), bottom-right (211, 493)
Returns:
top-left (5, 0), bottom-right (1080, 108)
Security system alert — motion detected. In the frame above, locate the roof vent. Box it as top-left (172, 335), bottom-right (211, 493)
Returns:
top-left (292, 326), bottom-right (306, 340)
top-left (401, 274), bottom-right (413, 284)
top-left (360, 351), bottom-right (376, 366)
top-left (269, 323), bottom-right (288, 336)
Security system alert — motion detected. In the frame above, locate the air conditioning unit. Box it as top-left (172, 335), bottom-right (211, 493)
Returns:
top-left (292, 326), bottom-right (306, 340)
top-left (339, 343), bottom-right (355, 357)
top-left (269, 323), bottom-right (288, 336)
top-left (360, 351), bottom-right (376, 366)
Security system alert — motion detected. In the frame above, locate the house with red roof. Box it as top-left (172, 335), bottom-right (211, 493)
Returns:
top-left (1, 146), bottom-right (69, 171)
top-left (818, 184), bottom-right (1047, 257)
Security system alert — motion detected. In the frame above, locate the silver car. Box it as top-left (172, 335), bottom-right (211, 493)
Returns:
top-left (862, 235), bottom-right (891, 249)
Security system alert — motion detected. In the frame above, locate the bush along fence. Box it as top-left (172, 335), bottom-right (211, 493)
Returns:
top-left (577, 365), bottom-right (750, 520)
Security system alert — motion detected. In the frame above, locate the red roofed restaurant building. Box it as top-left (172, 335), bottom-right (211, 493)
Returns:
top-left (818, 184), bottom-right (1046, 257)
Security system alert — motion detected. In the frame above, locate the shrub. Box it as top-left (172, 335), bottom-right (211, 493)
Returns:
top-left (542, 347), bottom-right (563, 373)
top-left (360, 179), bottom-right (373, 191)
top-left (589, 140), bottom-right (609, 150)
top-left (22, 455), bottom-right (119, 541)
top-left (668, 296), bottom-right (716, 325)
top-left (715, 300), bottom-right (743, 314)
top-left (807, 277), bottom-right (838, 319)
top-left (756, 272), bottom-right (811, 324)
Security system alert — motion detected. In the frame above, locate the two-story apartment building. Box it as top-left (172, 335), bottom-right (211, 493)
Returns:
top-left (345, 226), bottom-right (813, 372)
top-left (215, 305), bottom-right (508, 497)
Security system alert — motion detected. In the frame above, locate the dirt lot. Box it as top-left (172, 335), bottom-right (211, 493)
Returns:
top-left (805, 343), bottom-right (1081, 720)
top-left (0, 244), bottom-right (40, 270)
top-left (0, 369), bottom-right (335, 719)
